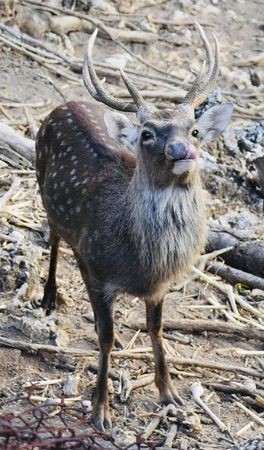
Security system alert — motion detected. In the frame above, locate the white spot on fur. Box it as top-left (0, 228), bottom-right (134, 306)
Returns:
top-left (41, 125), bottom-right (46, 137)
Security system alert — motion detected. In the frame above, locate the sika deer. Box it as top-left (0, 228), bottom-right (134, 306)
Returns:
top-left (36, 24), bottom-right (233, 431)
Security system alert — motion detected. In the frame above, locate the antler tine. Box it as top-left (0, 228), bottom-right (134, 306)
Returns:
top-left (190, 33), bottom-right (220, 108)
top-left (82, 33), bottom-right (100, 100)
top-left (184, 24), bottom-right (220, 108)
top-left (120, 68), bottom-right (145, 109)
top-left (195, 22), bottom-right (214, 80)
top-left (83, 29), bottom-right (139, 113)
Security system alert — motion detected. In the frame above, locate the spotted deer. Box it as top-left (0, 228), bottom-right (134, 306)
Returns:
top-left (36, 24), bottom-right (233, 431)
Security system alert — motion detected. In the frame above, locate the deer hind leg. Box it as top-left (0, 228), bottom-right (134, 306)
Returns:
top-left (145, 299), bottom-right (184, 406)
top-left (41, 229), bottom-right (60, 315)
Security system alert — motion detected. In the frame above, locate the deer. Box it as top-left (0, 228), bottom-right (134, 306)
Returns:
top-left (35, 23), bottom-right (233, 432)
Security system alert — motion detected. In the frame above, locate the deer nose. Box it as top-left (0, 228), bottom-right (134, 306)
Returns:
top-left (165, 143), bottom-right (187, 162)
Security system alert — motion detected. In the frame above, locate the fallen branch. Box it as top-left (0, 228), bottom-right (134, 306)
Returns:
top-left (191, 382), bottom-right (227, 433)
top-left (119, 373), bottom-right (155, 402)
top-left (141, 404), bottom-right (177, 440)
top-left (128, 318), bottom-right (264, 342)
top-left (49, 15), bottom-right (158, 44)
top-left (236, 53), bottom-right (264, 67)
top-left (206, 261), bottom-right (264, 291)
top-left (0, 336), bottom-right (263, 378)
top-left (234, 401), bottom-right (264, 427)
top-left (115, 88), bottom-right (185, 101)
top-left (203, 382), bottom-right (260, 397)
top-left (207, 227), bottom-right (264, 278)
top-left (164, 423), bottom-right (178, 448)
top-left (21, 0), bottom-right (183, 85)
top-left (254, 156), bottom-right (264, 196)
top-left (192, 267), bottom-right (263, 319)
top-left (0, 122), bottom-right (35, 163)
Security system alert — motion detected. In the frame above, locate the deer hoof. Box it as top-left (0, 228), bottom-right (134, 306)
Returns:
top-left (161, 388), bottom-right (185, 407)
top-left (41, 286), bottom-right (57, 315)
top-left (92, 406), bottom-right (112, 432)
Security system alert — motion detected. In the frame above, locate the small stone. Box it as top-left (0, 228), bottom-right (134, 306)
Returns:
top-left (63, 374), bottom-right (80, 396)
top-left (80, 400), bottom-right (92, 412)
top-left (82, 311), bottom-right (95, 322)
top-left (9, 230), bottom-right (24, 241)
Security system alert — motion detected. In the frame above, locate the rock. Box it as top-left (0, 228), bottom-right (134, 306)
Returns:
top-left (224, 120), bottom-right (264, 162)
top-left (104, 53), bottom-right (133, 71)
top-left (63, 374), bottom-right (80, 396)
top-left (53, 329), bottom-right (70, 347)
top-left (82, 311), bottom-right (95, 322)
top-left (251, 289), bottom-right (264, 300)
top-left (199, 150), bottom-right (218, 172)
top-left (7, 315), bottom-right (57, 341)
top-left (80, 399), bottom-right (92, 411)
top-left (14, 5), bottom-right (49, 39)
top-left (221, 67), bottom-right (251, 90)
top-left (195, 90), bottom-right (222, 119)
top-left (235, 209), bottom-right (260, 230)
top-left (90, 0), bottom-right (117, 14)
top-left (250, 71), bottom-right (261, 87)
top-left (229, 435), bottom-right (264, 450)
top-left (9, 230), bottom-right (24, 241)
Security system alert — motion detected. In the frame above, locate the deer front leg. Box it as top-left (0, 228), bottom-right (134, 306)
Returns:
top-left (145, 299), bottom-right (184, 406)
top-left (89, 288), bottom-right (115, 432)
top-left (41, 229), bottom-right (60, 315)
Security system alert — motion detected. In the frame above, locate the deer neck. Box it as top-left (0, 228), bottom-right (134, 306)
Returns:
top-left (124, 159), bottom-right (206, 280)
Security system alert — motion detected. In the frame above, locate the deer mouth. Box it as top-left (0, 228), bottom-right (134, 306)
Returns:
top-left (172, 159), bottom-right (196, 175)
top-left (166, 143), bottom-right (197, 175)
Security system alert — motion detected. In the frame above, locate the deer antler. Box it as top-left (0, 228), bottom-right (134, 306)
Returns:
top-left (83, 29), bottom-right (145, 113)
top-left (184, 23), bottom-right (220, 108)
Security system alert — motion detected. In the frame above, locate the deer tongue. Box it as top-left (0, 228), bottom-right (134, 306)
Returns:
top-left (185, 144), bottom-right (197, 160)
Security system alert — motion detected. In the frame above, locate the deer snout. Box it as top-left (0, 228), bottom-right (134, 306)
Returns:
top-left (165, 143), bottom-right (197, 162)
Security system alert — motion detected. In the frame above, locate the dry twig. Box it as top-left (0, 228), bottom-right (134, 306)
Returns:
top-left (0, 336), bottom-right (263, 378)
top-left (191, 383), bottom-right (227, 433)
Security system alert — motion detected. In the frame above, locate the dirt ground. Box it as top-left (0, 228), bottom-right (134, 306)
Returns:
top-left (0, 0), bottom-right (264, 449)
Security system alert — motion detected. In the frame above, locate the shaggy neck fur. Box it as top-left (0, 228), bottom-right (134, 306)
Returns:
top-left (124, 158), bottom-right (206, 282)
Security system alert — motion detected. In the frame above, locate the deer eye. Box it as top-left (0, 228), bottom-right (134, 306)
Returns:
top-left (192, 129), bottom-right (199, 137)
top-left (141, 130), bottom-right (154, 141)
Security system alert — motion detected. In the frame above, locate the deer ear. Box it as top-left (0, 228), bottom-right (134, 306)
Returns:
top-left (104, 110), bottom-right (139, 152)
top-left (195, 102), bottom-right (233, 143)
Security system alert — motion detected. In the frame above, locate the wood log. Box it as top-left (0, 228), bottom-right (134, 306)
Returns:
top-left (49, 15), bottom-right (158, 44)
top-left (207, 227), bottom-right (264, 278)
top-left (128, 319), bottom-right (264, 342)
top-left (254, 156), bottom-right (264, 196)
top-left (0, 122), bottom-right (35, 164)
top-left (206, 261), bottom-right (264, 291)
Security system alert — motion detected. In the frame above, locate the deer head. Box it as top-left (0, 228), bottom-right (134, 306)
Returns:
top-left (83, 24), bottom-right (233, 185)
